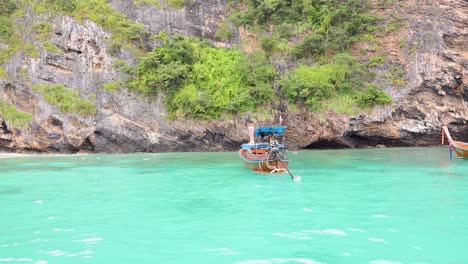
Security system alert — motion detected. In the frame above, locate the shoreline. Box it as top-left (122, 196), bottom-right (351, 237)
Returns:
top-left (0, 153), bottom-right (32, 159)
top-left (0, 145), bottom-right (446, 159)
top-left (0, 152), bottom-right (87, 159)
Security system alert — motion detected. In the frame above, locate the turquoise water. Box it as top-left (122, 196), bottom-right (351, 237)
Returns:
top-left (0, 147), bottom-right (467, 264)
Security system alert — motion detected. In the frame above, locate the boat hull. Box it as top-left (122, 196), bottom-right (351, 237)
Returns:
top-left (239, 149), bottom-right (289, 173)
top-left (442, 126), bottom-right (468, 159)
top-left (243, 159), bottom-right (289, 173)
top-left (452, 141), bottom-right (468, 159)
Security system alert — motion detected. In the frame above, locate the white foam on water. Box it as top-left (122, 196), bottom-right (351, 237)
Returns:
top-left (343, 253), bottom-right (350, 256)
top-left (202, 248), bottom-right (239, 255)
top-left (33, 231), bottom-right (40, 234)
top-left (47, 217), bottom-right (55, 220)
top-left (1, 245), bottom-right (8, 247)
top-left (0, 259), bottom-right (32, 262)
top-left (28, 239), bottom-right (46, 243)
top-left (280, 259), bottom-right (323, 264)
top-left (81, 256), bottom-right (92, 259)
top-left (235, 260), bottom-right (270, 264)
top-left (368, 238), bottom-right (386, 243)
top-left (73, 237), bottom-right (103, 243)
top-left (13, 243), bottom-right (20, 246)
top-left (15, 258), bottom-right (32, 262)
top-left (272, 232), bottom-right (293, 237)
top-left (35, 261), bottom-right (47, 264)
top-left (34, 201), bottom-right (43, 204)
top-left (52, 229), bottom-right (61, 232)
top-left (236, 258), bottom-right (324, 264)
top-left (275, 231), bottom-right (308, 238)
top-left (303, 208), bottom-right (313, 212)
top-left (299, 237), bottom-right (311, 240)
top-left (387, 229), bottom-right (398, 232)
top-left (47, 250), bottom-right (68, 256)
top-left (413, 246), bottom-right (422, 250)
top-left (348, 228), bottom-right (365, 232)
top-left (64, 229), bottom-right (75, 232)
top-left (372, 214), bottom-right (389, 218)
top-left (322, 229), bottom-right (347, 236)
top-left (301, 230), bottom-right (320, 235)
top-left (66, 251), bottom-right (93, 257)
top-left (301, 229), bottom-right (347, 236)
top-left (369, 260), bottom-right (401, 264)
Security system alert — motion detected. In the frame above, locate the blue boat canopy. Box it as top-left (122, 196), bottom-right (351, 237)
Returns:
top-left (242, 143), bottom-right (285, 150)
top-left (254, 126), bottom-right (287, 137)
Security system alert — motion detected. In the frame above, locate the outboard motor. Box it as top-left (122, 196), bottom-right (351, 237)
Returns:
top-left (269, 136), bottom-right (280, 156)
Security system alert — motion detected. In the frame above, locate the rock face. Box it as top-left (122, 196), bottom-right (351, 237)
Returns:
top-left (0, 0), bottom-right (466, 153)
top-left (110, 0), bottom-right (234, 43)
top-left (345, 0), bottom-right (468, 147)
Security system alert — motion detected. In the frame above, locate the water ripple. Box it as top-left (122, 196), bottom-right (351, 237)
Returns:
top-left (372, 214), bottom-right (389, 218)
top-left (47, 250), bottom-right (68, 256)
top-left (202, 248), bottom-right (239, 255)
top-left (348, 228), bottom-right (366, 232)
top-left (369, 260), bottom-right (401, 264)
top-left (236, 258), bottom-right (324, 264)
top-left (0, 259), bottom-right (47, 263)
top-left (28, 239), bottom-right (48, 243)
top-left (368, 238), bottom-right (386, 243)
top-left (72, 237), bottom-right (103, 243)
top-left (66, 251), bottom-right (93, 257)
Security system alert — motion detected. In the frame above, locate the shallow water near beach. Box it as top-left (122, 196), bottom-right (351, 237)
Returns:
top-left (0, 147), bottom-right (467, 264)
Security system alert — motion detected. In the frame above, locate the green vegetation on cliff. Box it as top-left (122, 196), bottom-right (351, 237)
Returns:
top-left (228, 0), bottom-right (377, 58)
top-left (133, 0), bottom-right (192, 9)
top-left (127, 33), bottom-right (391, 118)
top-left (0, 100), bottom-right (33, 128)
top-left (0, 0), bottom-right (24, 64)
top-left (0, 0), bottom-right (394, 122)
top-left (0, 0), bottom-right (16, 25)
top-left (283, 53), bottom-right (391, 111)
top-left (19, 0), bottom-right (146, 53)
top-left (33, 84), bottom-right (97, 116)
top-left (131, 35), bottom-right (275, 119)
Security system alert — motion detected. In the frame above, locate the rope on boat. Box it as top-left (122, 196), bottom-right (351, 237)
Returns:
top-left (276, 154), bottom-right (301, 182)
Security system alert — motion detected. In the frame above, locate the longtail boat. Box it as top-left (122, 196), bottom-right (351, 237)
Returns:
top-left (239, 126), bottom-right (289, 173)
top-left (441, 126), bottom-right (468, 159)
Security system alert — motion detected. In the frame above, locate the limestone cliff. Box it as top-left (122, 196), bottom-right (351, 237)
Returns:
top-left (0, 0), bottom-right (466, 153)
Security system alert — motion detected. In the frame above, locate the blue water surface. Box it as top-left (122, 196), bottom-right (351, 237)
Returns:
top-left (0, 147), bottom-right (467, 264)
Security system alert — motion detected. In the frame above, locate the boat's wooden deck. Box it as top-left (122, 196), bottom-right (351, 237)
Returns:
top-left (240, 148), bottom-right (270, 161)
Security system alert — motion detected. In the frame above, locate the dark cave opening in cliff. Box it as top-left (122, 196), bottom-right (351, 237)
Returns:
top-left (304, 139), bottom-right (352, 149)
